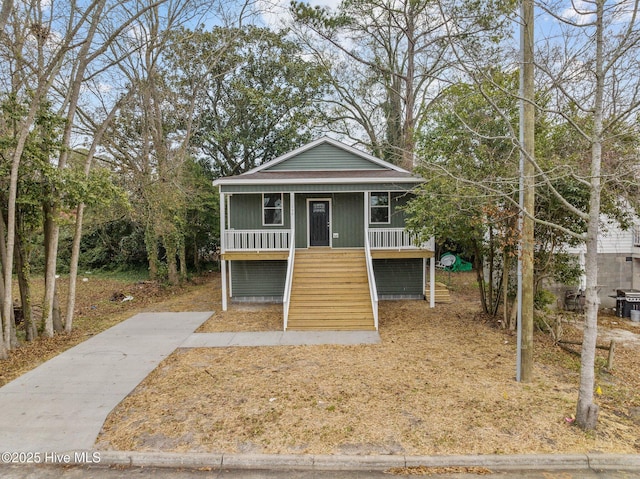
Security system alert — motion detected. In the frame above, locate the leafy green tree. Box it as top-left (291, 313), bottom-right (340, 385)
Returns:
top-left (407, 70), bottom-right (521, 317)
top-left (407, 69), bottom-right (595, 322)
top-left (169, 26), bottom-right (329, 176)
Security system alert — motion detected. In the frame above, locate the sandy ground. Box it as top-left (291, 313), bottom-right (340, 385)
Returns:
top-left (94, 273), bottom-right (640, 456)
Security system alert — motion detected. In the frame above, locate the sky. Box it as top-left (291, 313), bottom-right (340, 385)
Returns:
top-left (256, 0), bottom-right (341, 29)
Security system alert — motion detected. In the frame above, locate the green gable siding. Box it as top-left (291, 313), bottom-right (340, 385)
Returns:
top-left (267, 143), bottom-right (386, 171)
top-left (229, 194), bottom-right (290, 229)
top-left (373, 258), bottom-right (424, 298)
top-left (231, 261), bottom-right (286, 299)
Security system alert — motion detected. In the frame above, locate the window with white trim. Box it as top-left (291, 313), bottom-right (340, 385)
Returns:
top-left (370, 192), bottom-right (390, 224)
top-left (263, 193), bottom-right (283, 226)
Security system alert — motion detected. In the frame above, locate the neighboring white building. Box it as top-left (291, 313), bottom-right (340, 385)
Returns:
top-left (564, 218), bottom-right (640, 308)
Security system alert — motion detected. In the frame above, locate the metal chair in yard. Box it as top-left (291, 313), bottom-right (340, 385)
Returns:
top-left (564, 289), bottom-right (585, 313)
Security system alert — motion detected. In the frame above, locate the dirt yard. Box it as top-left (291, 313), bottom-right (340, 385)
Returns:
top-left (92, 273), bottom-right (640, 456)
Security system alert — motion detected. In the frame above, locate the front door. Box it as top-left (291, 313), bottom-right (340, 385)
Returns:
top-left (309, 200), bottom-right (330, 247)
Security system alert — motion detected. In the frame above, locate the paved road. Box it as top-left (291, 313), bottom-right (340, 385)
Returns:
top-left (1, 464), bottom-right (639, 478)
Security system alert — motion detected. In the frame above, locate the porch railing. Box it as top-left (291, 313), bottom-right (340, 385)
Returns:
top-left (283, 235), bottom-right (296, 331)
top-left (223, 229), bottom-right (291, 251)
top-left (368, 228), bottom-right (433, 250)
top-left (364, 231), bottom-right (379, 330)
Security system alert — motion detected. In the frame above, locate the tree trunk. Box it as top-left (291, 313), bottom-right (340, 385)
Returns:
top-left (519, 0), bottom-right (535, 383)
top-left (488, 226), bottom-right (496, 314)
top-left (179, 237), bottom-right (187, 282)
top-left (0, 210), bottom-right (17, 357)
top-left (576, 0), bottom-right (604, 431)
top-left (1, 104), bottom-right (40, 358)
top-left (473, 244), bottom-right (489, 314)
top-left (0, 0), bottom-right (13, 33)
top-left (66, 91), bottom-right (126, 333)
top-left (14, 233), bottom-right (36, 341)
top-left (165, 235), bottom-right (180, 285)
top-left (193, 237), bottom-right (200, 272)
top-left (503, 250), bottom-right (511, 328)
top-left (41, 201), bottom-right (57, 337)
top-left (65, 203), bottom-right (84, 333)
top-left (52, 282), bottom-right (63, 332)
top-left (145, 223), bottom-right (159, 280)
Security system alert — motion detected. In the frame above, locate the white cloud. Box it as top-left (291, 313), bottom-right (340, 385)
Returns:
top-left (559, 0), bottom-right (596, 25)
top-left (257, 0), bottom-right (342, 30)
top-left (559, 0), bottom-right (637, 26)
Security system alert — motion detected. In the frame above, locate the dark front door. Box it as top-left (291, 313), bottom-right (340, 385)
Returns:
top-left (309, 200), bottom-right (330, 247)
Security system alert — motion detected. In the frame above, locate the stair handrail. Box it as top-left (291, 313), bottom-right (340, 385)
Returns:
top-left (364, 231), bottom-right (379, 330)
top-left (283, 235), bottom-right (295, 331)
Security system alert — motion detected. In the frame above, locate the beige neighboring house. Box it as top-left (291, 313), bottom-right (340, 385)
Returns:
top-left (564, 218), bottom-right (640, 309)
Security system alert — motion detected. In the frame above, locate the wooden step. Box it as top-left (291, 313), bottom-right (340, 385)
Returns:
top-left (425, 282), bottom-right (452, 303)
top-left (287, 249), bottom-right (375, 331)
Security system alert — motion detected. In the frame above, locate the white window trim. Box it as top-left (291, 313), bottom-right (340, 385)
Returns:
top-left (369, 192), bottom-right (391, 225)
top-left (262, 193), bottom-right (284, 226)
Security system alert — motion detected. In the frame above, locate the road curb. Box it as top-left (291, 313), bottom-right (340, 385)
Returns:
top-left (92, 451), bottom-right (640, 472)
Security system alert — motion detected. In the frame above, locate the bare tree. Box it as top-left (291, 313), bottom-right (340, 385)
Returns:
top-left (1, 0), bottom-right (78, 352)
top-left (101, 0), bottom-right (252, 284)
top-left (527, 0), bottom-right (640, 430)
top-left (427, 0), bottom-right (640, 429)
top-left (1, 0), bottom-right (199, 349)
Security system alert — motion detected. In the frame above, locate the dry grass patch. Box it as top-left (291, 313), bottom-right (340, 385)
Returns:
top-left (96, 273), bottom-right (640, 456)
top-left (1, 273), bottom-right (217, 387)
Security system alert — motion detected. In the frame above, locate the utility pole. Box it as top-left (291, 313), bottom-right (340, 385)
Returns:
top-left (517, 0), bottom-right (535, 382)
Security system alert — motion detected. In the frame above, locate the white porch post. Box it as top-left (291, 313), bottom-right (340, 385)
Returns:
top-left (364, 191), bottom-right (368, 240)
top-left (422, 257), bottom-right (427, 300)
top-left (429, 253), bottom-right (436, 308)
top-left (290, 192), bottom-right (295, 245)
top-left (220, 191), bottom-right (227, 311)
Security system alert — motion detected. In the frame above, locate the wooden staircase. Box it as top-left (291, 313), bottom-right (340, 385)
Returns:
top-left (286, 249), bottom-right (376, 331)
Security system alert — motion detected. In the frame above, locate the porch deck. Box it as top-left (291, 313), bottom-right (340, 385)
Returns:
top-left (220, 227), bottom-right (434, 259)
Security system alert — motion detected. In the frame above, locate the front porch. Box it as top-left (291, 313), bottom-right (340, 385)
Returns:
top-left (218, 227), bottom-right (436, 331)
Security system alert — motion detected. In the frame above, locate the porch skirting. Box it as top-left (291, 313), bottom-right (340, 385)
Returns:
top-left (231, 296), bottom-right (283, 304)
top-left (378, 294), bottom-right (424, 300)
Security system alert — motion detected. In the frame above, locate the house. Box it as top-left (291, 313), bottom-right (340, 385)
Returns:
top-left (561, 218), bottom-right (640, 309)
top-left (213, 137), bottom-right (436, 331)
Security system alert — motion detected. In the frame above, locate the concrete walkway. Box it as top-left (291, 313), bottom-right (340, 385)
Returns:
top-left (0, 313), bottom-right (380, 454)
top-left (0, 312), bottom-right (213, 453)
top-left (181, 330), bottom-right (380, 348)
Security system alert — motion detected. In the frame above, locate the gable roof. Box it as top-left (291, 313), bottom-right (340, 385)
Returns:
top-left (214, 137), bottom-right (422, 187)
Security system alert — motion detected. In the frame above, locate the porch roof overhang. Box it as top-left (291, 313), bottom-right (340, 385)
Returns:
top-left (214, 170), bottom-right (424, 194)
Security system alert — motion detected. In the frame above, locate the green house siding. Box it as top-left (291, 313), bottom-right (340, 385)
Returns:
top-left (332, 193), bottom-right (364, 247)
top-left (267, 143), bottom-right (386, 171)
top-left (294, 193), bottom-right (364, 247)
top-left (231, 261), bottom-right (287, 299)
top-left (229, 194), bottom-right (290, 229)
top-left (373, 258), bottom-right (424, 298)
